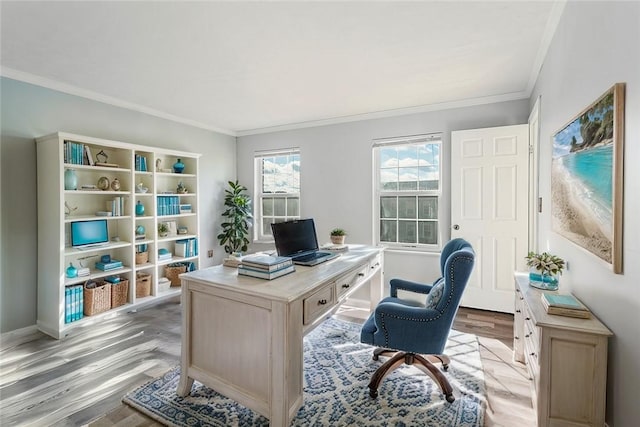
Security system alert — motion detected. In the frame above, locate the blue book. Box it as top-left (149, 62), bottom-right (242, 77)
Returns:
top-left (65, 288), bottom-right (71, 323)
top-left (71, 286), bottom-right (77, 321)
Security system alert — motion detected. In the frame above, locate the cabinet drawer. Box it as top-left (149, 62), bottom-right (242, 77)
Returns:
top-left (335, 266), bottom-right (368, 300)
top-left (368, 255), bottom-right (382, 273)
top-left (303, 284), bottom-right (335, 325)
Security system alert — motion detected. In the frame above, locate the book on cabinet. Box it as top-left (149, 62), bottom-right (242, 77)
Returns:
top-left (36, 132), bottom-right (201, 339)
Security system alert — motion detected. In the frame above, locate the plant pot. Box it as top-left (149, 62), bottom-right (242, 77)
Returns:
top-left (330, 235), bottom-right (345, 245)
top-left (528, 268), bottom-right (559, 291)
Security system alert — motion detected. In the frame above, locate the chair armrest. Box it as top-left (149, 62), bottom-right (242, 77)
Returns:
top-left (389, 278), bottom-right (433, 297)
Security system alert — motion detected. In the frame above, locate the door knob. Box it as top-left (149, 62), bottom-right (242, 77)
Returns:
top-left (453, 224), bottom-right (460, 230)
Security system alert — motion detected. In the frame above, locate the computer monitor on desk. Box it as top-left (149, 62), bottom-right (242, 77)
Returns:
top-left (271, 219), bottom-right (338, 266)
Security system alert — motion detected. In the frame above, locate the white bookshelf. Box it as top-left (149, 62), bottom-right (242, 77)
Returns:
top-left (36, 132), bottom-right (201, 339)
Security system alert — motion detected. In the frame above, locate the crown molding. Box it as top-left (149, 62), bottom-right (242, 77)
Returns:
top-left (236, 91), bottom-right (530, 136)
top-left (0, 67), bottom-right (237, 137)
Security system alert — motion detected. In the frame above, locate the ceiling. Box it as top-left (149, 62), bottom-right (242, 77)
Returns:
top-left (1, 1), bottom-right (564, 136)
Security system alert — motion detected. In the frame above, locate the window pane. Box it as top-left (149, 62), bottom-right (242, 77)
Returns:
top-left (397, 145), bottom-right (419, 167)
top-left (418, 196), bottom-right (438, 219)
top-left (398, 196), bottom-right (416, 219)
top-left (398, 221), bottom-right (417, 243)
top-left (262, 218), bottom-right (274, 236)
top-left (398, 167), bottom-right (418, 191)
top-left (262, 198), bottom-right (274, 216)
top-left (262, 154), bottom-right (300, 193)
top-left (380, 168), bottom-right (398, 191)
top-left (380, 197), bottom-right (397, 219)
top-left (274, 198), bottom-right (286, 216)
top-left (418, 221), bottom-right (438, 244)
top-left (379, 147), bottom-right (398, 168)
top-left (380, 220), bottom-right (397, 242)
top-left (287, 197), bottom-right (299, 216)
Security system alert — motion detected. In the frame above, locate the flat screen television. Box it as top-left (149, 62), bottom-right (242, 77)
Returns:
top-left (271, 218), bottom-right (319, 257)
top-left (70, 219), bottom-right (109, 248)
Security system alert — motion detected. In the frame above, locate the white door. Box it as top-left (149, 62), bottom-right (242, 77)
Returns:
top-left (451, 124), bottom-right (529, 313)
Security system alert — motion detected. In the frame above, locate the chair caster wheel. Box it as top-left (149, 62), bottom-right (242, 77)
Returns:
top-left (442, 364), bottom-right (449, 371)
top-left (369, 388), bottom-right (378, 398)
top-left (445, 394), bottom-right (455, 403)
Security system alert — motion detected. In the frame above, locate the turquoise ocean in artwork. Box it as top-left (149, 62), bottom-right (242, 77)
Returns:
top-left (561, 144), bottom-right (612, 209)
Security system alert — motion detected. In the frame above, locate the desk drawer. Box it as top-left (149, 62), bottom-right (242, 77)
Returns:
top-left (335, 266), bottom-right (368, 300)
top-left (303, 284), bottom-right (335, 325)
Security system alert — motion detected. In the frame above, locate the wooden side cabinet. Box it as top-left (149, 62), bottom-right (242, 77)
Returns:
top-left (513, 273), bottom-right (612, 427)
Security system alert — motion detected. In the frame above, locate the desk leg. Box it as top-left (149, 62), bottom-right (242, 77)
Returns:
top-left (176, 374), bottom-right (194, 397)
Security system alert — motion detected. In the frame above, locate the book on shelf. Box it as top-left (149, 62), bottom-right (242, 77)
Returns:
top-left (238, 264), bottom-right (295, 280)
top-left (320, 243), bottom-right (349, 252)
top-left (241, 254), bottom-right (293, 272)
top-left (65, 285), bottom-right (84, 323)
top-left (541, 293), bottom-right (591, 319)
top-left (95, 260), bottom-right (123, 271)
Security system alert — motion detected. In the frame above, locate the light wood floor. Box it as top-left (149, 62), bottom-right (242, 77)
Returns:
top-left (0, 299), bottom-right (534, 426)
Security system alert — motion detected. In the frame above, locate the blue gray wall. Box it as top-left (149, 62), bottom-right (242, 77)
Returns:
top-left (530, 2), bottom-right (640, 425)
top-left (0, 77), bottom-right (236, 333)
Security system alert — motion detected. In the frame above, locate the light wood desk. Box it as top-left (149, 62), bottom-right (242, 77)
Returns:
top-left (177, 245), bottom-right (384, 426)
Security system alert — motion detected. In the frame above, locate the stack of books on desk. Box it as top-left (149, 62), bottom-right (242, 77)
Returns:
top-left (238, 255), bottom-right (295, 280)
top-left (541, 293), bottom-right (591, 319)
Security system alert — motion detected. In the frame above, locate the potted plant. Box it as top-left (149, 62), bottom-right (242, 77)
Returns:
top-left (158, 223), bottom-right (169, 238)
top-left (525, 251), bottom-right (565, 290)
top-left (217, 180), bottom-right (253, 257)
top-left (330, 228), bottom-right (347, 245)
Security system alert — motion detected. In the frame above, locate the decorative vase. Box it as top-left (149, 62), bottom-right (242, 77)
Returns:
top-left (528, 269), bottom-right (559, 291)
top-left (97, 176), bottom-right (110, 191)
top-left (136, 225), bottom-right (145, 236)
top-left (110, 177), bottom-right (121, 191)
top-left (173, 158), bottom-right (185, 174)
top-left (135, 201), bottom-right (145, 216)
top-left (66, 262), bottom-right (78, 278)
top-left (64, 169), bottom-right (77, 190)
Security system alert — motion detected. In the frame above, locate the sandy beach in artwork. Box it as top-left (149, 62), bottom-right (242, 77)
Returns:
top-left (551, 160), bottom-right (612, 263)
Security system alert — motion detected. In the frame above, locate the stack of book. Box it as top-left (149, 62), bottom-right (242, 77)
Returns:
top-left (238, 255), bottom-right (295, 280)
top-left (65, 284), bottom-right (84, 323)
top-left (158, 248), bottom-right (173, 262)
top-left (95, 259), bottom-right (123, 271)
top-left (541, 293), bottom-right (591, 319)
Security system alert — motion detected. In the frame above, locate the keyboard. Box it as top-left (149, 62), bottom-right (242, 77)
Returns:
top-left (294, 252), bottom-right (327, 262)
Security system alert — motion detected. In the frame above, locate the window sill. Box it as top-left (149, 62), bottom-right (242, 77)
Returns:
top-left (381, 246), bottom-right (441, 256)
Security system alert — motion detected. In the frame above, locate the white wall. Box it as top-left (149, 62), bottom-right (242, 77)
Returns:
top-left (530, 2), bottom-right (639, 425)
top-left (237, 99), bottom-right (529, 298)
top-left (0, 77), bottom-right (236, 333)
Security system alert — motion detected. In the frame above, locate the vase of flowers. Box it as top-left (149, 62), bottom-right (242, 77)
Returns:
top-left (525, 251), bottom-right (565, 291)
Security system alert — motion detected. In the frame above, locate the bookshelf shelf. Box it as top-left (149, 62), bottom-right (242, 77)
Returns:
top-left (36, 131), bottom-right (201, 339)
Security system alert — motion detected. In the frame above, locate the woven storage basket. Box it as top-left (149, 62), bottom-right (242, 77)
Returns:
top-left (136, 273), bottom-right (151, 298)
top-left (84, 280), bottom-right (111, 316)
top-left (135, 251), bottom-right (149, 264)
top-left (165, 264), bottom-right (187, 286)
top-left (110, 279), bottom-right (129, 308)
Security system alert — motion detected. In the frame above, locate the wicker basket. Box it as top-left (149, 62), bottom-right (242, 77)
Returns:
top-left (135, 251), bottom-right (149, 264)
top-left (165, 264), bottom-right (187, 286)
top-left (110, 279), bottom-right (129, 308)
top-left (84, 280), bottom-right (111, 316)
top-left (136, 273), bottom-right (151, 298)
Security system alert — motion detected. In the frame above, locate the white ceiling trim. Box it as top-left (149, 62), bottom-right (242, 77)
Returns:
top-left (236, 91), bottom-right (530, 137)
top-left (0, 67), bottom-right (237, 137)
top-left (525, 0), bottom-right (567, 95)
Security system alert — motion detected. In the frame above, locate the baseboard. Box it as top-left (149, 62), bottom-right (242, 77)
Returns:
top-left (1, 324), bottom-right (39, 347)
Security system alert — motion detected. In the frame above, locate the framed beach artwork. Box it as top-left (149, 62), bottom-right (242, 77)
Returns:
top-left (551, 83), bottom-right (625, 274)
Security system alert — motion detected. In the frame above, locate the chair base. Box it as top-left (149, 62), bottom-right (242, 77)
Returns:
top-left (368, 349), bottom-right (455, 403)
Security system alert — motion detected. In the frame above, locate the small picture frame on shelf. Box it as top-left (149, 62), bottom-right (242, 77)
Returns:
top-left (162, 220), bottom-right (178, 236)
top-left (179, 204), bottom-right (192, 214)
top-left (177, 226), bottom-right (188, 235)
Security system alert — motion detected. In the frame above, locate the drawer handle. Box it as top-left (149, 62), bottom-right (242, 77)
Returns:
top-left (371, 263), bottom-right (380, 268)
top-left (318, 299), bottom-right (328, 305)
top-left (530, 352), bottom-right (536, 357)
top-left (514, 336), bottom-right (519, 340)
top-left (342, 284), bottom-right (350, 289)
top-left (358, 273), bottom-right (365, 277)
top-left (525, 333), bottom-right (530, 338)
top-left (515, 309), bottom-right (521, 313)
top-left (525, 317), bottom-right (531, 321)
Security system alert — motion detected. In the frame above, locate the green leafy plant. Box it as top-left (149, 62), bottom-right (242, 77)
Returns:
top-left (217, 180), bottom-right (253, 255)
top-left (158, 223), bottom-right (169, 235)
top-left (330, 228), bottom-right (346, 236)
top-left (525, 252), bottom-right (565, 276)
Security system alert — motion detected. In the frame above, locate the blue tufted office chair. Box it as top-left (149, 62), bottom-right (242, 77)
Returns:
top-left (360, 238), bottom-right (475, 403)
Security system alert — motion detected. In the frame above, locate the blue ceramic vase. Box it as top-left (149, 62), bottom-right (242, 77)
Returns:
top-left (66, 262), bottom-right (78, 278)
top-left (173, 159), bottom-right (185, 174)
top-left (135, 201), bottom-right (145, 216)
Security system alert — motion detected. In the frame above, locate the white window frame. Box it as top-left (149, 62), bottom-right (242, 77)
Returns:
top-left (254, 148), bottom-right (301, 242)
top-left (373, 133), bottom-right (444, 252)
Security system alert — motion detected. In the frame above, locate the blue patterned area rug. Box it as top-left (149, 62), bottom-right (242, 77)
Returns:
top-left (123, 318), bottom-right (486, 426)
